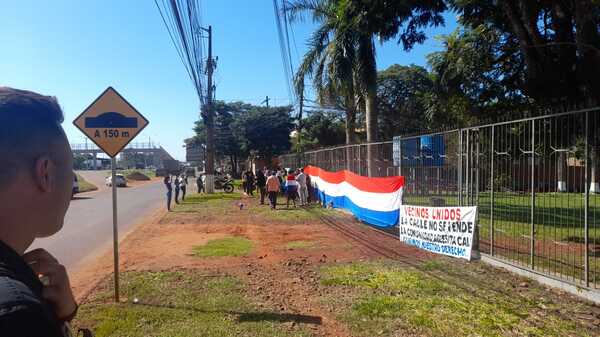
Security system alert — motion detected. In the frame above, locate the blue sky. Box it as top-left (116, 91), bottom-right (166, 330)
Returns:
top-left (1, 1), bottom-right (457, 160)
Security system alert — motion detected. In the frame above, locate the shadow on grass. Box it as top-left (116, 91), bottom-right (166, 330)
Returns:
top-left (236, 312), bottom-right (322, 325)
top-left (133, 301), bottom-right (322, 325)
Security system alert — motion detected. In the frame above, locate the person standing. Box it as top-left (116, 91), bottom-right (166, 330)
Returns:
top-left (174, 174), bottom-right (181, 204)
top-left (196, 174), bottom-right (204, 193)
top-left (285, 170), bottom-right (299, 208)
top-left (180, 175), bottom-right (187, 201)
top-left (296, 168), bottom-right (308, 206)
top-left (244, 170), bottom-right (255, 196)
top-left (164, 175), bottom-right (173, 211)
top-left (256, 170), bottom-right (267, 205)
top-left (0, 87), bottom-right (81, 336)
top-left (266, 171), bottom-right (280, 209)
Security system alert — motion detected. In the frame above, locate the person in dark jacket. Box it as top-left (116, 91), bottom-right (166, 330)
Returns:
top-left (164, 175), bottom-right (173, 211)
top-left (0, 87), bottom-right (81, 336)
top-left (244, 170), bottom-right (255, 196)
top-left (256, 170), bottom-right (267, 204)
top-left (174, 175), bottom-right (181, 204)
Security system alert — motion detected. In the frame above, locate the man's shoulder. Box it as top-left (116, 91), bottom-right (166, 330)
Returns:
top-left (0, 276), bottom-right (63, 336)
top-left (0, 276), bottom-right (42, 316)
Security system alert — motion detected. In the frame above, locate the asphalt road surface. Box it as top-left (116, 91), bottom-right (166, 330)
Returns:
top-left (29, 172), bottom-right (165, 272)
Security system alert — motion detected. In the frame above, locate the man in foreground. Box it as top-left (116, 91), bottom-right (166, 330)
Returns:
top-left (0, 87), bottom-right (78, 336)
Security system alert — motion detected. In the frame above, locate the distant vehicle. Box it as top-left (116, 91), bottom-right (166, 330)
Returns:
top-left (72, 174), bottom-right (80, 195)
top-left (106, 174), bottom-right (127, 187)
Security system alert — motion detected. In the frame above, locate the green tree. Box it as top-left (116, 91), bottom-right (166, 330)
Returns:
top-left (450, 0), bottom-right (600, 103)
top-left (289, 0), bottom-right (446, 175)
top-left (234, 106), bottom-right (295, 161)
top-left (288, 0), bottom-right (359, 146)
top-left (425, 24), bottom-right (530, 127)
top-left (190, 101), bottom-right (251, 175)
top-left (377, 64), bottom-right (434, 139)
top-left (291, 110), bottom-right (346, 152)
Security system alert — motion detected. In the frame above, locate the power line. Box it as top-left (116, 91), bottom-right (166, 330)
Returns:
top-left (273, 0), bottom-right (296, 108)
top-left (154, 0), bottom-right (207, 105)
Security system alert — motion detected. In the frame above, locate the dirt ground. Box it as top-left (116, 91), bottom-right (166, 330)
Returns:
top-left (70, 193), bottom-right (600, 337)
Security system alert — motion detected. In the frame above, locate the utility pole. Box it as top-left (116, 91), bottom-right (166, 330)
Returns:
top-left (204, 25), bottom-right (216, 193)
top-left (262, 96), bottom-right (270, 108)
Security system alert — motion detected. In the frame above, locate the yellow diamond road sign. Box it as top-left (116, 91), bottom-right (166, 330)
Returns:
top-left (74, 87), bottom-right (149, 157)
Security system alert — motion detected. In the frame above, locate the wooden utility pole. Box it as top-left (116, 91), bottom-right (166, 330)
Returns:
top-left (204, 25), bottom-right (216, 193)
top-left (262, 96), bottom-right (270, 108)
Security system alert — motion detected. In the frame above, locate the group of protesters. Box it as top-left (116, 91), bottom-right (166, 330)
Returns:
top-left (162, 174), bottom-right (189, 211)
top-left (242, 167), bottom-right (311, 209)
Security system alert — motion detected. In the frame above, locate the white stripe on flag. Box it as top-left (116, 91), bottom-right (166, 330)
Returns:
top-left (310, 175), bottom-right (402, 212)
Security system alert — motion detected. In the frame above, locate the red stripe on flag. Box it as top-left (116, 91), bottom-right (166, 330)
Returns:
top-left (304, 165), bottom-right (404, 194)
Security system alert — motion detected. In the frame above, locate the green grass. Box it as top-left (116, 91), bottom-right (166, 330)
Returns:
top-left (285, 240), bottom-right (318, 250)
top-left (192, 237), bottom-right (253, 257)
top-left (73, 271), bottom-right (310, 337)
top-left (76, 174), bottom-right (98, 193)
top-left (320, 261), bottom-right (595, 337)
top-left (232, 179), bottom-right (243, 190)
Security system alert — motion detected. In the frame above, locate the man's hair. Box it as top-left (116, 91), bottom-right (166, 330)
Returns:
top-left (0, 87), bottom-right (65, 186)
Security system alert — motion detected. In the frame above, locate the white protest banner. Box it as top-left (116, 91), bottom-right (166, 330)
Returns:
top-left (399, 205), bottom-right (477, 260)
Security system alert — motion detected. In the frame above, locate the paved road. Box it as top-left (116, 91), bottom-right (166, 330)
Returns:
top-left (29, 177), bottom-right (165, 272)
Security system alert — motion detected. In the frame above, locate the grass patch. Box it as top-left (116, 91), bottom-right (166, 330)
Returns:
top-left (320, 261), bottom-right (594, 337)
top-left (76, 174), bottom-right (98, 193)
top-left (192, 237), bottom-right (253, 257)
top-left (73, 271), bottom-right (309, 337)
top-left (285, 240), bottom-right (318, 250)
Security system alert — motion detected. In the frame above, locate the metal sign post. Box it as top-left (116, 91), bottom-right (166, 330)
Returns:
top-left (111, 157), bottom-right (119, 302)
top-left (73, 87), bottom-right (148, 302)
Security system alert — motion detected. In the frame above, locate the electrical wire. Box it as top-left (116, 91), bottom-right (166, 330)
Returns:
top-left (155, 0), bottom-right (207, 106)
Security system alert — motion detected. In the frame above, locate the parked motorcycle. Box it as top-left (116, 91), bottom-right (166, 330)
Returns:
top-left (215, 176), bottom-right (234, 193)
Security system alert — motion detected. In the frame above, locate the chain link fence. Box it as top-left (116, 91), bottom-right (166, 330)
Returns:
top-left (281, 107), bottom-right (600, 291)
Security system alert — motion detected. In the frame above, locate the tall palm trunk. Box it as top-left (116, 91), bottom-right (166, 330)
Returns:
top-left (360, 36), bottom-right (378, 176)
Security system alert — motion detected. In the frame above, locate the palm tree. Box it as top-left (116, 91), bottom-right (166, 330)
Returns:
top-left (288, 0), bottom-right (446, 176)
top-left (288, 0), bottom-right (358, 147)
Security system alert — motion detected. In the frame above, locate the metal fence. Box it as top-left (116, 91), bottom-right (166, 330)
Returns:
top-left (280, 107), bottom-right (600, 291)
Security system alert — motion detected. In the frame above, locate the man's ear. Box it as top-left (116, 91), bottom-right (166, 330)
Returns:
top-left (33, 156), bottom-right (55, 192)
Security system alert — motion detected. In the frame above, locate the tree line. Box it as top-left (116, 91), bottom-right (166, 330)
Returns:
top-left (188, 1), bottom-right (600, 177)
top-left (291, 0), bottom-right (600, 149)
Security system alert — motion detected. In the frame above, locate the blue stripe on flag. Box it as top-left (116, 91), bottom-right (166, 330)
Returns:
top-left (314, 188), bottom-right (398, 227)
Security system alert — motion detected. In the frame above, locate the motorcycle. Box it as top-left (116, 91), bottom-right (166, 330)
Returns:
top-left (214, 176), bottom-right (234, 193)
